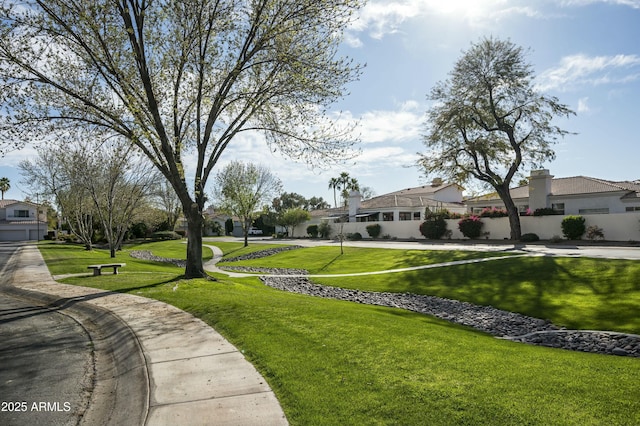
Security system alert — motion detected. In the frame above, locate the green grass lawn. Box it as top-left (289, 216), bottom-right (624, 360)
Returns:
top-left (312, 256), bottom-right (640, 334)
top-left (39, 240), bottom-right (213, 275)
top-left (217, 245), bottom-right (516, 274)
top-left (42, 242), bottom-right (640, 425)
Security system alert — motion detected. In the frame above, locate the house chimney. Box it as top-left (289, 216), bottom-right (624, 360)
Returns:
top-left (528, 169), bottom-right (553, 211)
top-left (348, 190), bottom-right (361, 222)
top-left (431, 177), bottom-right (443, 187)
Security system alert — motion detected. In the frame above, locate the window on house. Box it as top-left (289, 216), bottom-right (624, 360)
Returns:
top-left (14, 210), bottom-right (29, 218)
top-left (413, 212), bottom-right (421, 220)
top-left (625, 206), bottom-right (640, 212)
top-left (578, 208), bottom-right (609, 215)
top-left (382, 212), bottom-right (394, 221)
top-left (399, 212), bottom-right (412, 221)
top-left (552, 203), bottom-right (565, 214)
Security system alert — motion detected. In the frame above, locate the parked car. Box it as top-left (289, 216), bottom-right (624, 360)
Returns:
top-left (248, 227), bottom-right (263, 235)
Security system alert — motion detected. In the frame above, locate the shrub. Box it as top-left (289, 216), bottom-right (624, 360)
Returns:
top-left (366, 223), bottom-right (382, 239)
top-left (307, 225), bottom-right (319, 238)
top-left (549, 234), bottom-right (563, 243)
top-left (129, 222), bottom-right (148, 239)
top-left (419, 213), bottom-right (448, 240)
top-left (479, 207), bottom-right (508, 218)
top-left (346, 232), bottom-right (362, 241)
top-left (561, 216), bottom-right (586, 240)
top-left (458, 216), bottom-right (483, 239)
top-left (152, 231), bottom-right (182, 240)
top-left (317, 221), bottom-right (331, 239)
top-left (585, 225), bottom-right (604, 241)
top-left (225, 218), bottom-right (234, 235)
top-left (520, 233), bottom-right (540, 242)
top-left (533, 207), bottom-right (558, 216)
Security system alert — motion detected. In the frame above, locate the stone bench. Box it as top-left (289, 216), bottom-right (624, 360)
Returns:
top-left (87, 263), bottom-right (126, 276)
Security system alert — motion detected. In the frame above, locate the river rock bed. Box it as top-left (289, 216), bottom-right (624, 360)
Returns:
top-left (259, 274), bottom-right (640, 358)
top-left (129, 250), bottom-right (186, 267)
top-left (221, 245), bottom-right (304, 262)
top-left (220, 266), bottom-right (308, 275)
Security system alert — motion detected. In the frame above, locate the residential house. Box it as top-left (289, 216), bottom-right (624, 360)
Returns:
top-left (466, 169), bottom-right (640, 215)
top-left (0, 199), bottom-right (48, 241)
top-left (298, 180), bottom-right (467, 238)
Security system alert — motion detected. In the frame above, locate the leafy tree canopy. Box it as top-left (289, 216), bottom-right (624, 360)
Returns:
top-left (419, 37), bottom-right (574, 239)
top-left (0, 0), bottom-right (363, 277)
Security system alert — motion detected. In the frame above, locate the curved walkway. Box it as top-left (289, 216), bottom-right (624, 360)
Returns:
top-left (6, 245), bottom-right (288, 426)
top-left (203, 244), bottom-right (534, 278)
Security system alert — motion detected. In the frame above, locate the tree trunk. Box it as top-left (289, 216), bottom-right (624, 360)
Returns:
top-left (496, 185), bottom-right (522, 240)
top-left (184, 203), bottom-right (209, 279)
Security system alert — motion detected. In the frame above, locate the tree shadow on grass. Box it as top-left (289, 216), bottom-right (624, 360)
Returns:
top-left (317, 253), bottom-right (344, 272)
top-left (383, 256), bottom-right (582, 326)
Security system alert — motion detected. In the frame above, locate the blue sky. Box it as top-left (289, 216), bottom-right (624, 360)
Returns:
top-left (1, 0), bottom-right (639, 206)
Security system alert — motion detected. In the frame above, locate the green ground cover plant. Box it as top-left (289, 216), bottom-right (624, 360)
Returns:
top-left (41, 242), bottom-right (640, 425)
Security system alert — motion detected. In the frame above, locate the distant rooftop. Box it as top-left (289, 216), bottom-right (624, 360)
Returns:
top-left (467, 176), bottom-right (640, 202)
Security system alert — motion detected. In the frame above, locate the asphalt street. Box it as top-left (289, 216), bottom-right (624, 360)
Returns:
top-left (0, 243), bottom-right (93, 426)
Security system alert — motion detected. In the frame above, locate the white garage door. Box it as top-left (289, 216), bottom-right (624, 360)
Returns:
top-left (0, 230), bottom-right (27, 241)
top-left (29, 229), bottom-right (41, 240)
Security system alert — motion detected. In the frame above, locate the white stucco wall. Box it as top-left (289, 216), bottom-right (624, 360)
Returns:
top-left (442, 213), bottom-right (640, 241)
top-left (295, 212), bottom-right (640, 242)
top-left (555, 194), bottom-right (632, 214)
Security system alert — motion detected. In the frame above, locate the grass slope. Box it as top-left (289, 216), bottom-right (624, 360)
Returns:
top-left (42, 242), bottom-right (640, 425)
top-left (313, 256), bottom-right (640, 334)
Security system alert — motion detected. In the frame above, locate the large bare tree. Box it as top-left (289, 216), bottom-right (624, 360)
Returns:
top-left (0, 0), bottom-right (362, 278)
top-left (420, 37), bottom-right (574, 240)
top-left (20, 137), bottom-right (155, 256)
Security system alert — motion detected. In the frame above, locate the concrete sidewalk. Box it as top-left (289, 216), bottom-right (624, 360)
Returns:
top-left (5, 245), bottom-right (288, 426)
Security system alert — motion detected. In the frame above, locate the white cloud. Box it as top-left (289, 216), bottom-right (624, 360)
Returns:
top-left (537, 54), bottom-right (640, 91)
top-left (577, 97), bottom-right (591, 113)
top-left (356, 101), bottom-right (423, 144)
top-left (560, 0), bottom-right (640, 8)
top-left (345, 0), bottom-right (640, 46)
top-left (346, 0), bottom-right (547, 44)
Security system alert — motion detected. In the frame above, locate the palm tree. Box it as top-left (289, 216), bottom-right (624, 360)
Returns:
top-left (328, 177), bottom-right (340, 208)
top-left (337, 172), bottom-right (359, 206)
top-left (0, 177), bottom-right (10, 200)
top-left (329, 172), bottom-right (359, 207)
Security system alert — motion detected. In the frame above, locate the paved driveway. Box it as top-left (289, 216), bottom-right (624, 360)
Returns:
top-left (0, 243), bottom-right (92, 426)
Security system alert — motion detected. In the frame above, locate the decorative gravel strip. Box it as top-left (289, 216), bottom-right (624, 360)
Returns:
top-left (219, 266), bottom-right (308, 275)
top-left (129, 250), bottom-right (186, 268)
top-left (221, 245), bottom-right (304, 262)
top-left (260, 275), bottom-right (640, 358)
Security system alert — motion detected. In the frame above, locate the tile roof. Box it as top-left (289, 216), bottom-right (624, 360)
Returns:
top-left (0, 199), bottom-right (20, 208)
top-left (385, 182), bottom-right (461, 197)
top-left (467, 176), bottom-right (640, 202)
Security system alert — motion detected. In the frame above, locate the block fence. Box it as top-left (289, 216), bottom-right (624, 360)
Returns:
top-left (294, 212), bottom-right (640, 242)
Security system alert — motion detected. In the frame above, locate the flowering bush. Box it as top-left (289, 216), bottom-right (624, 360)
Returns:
top-left (479, 207), bottom-right (508, 218)
top-left (458, 216), bottom-right (483, 239)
